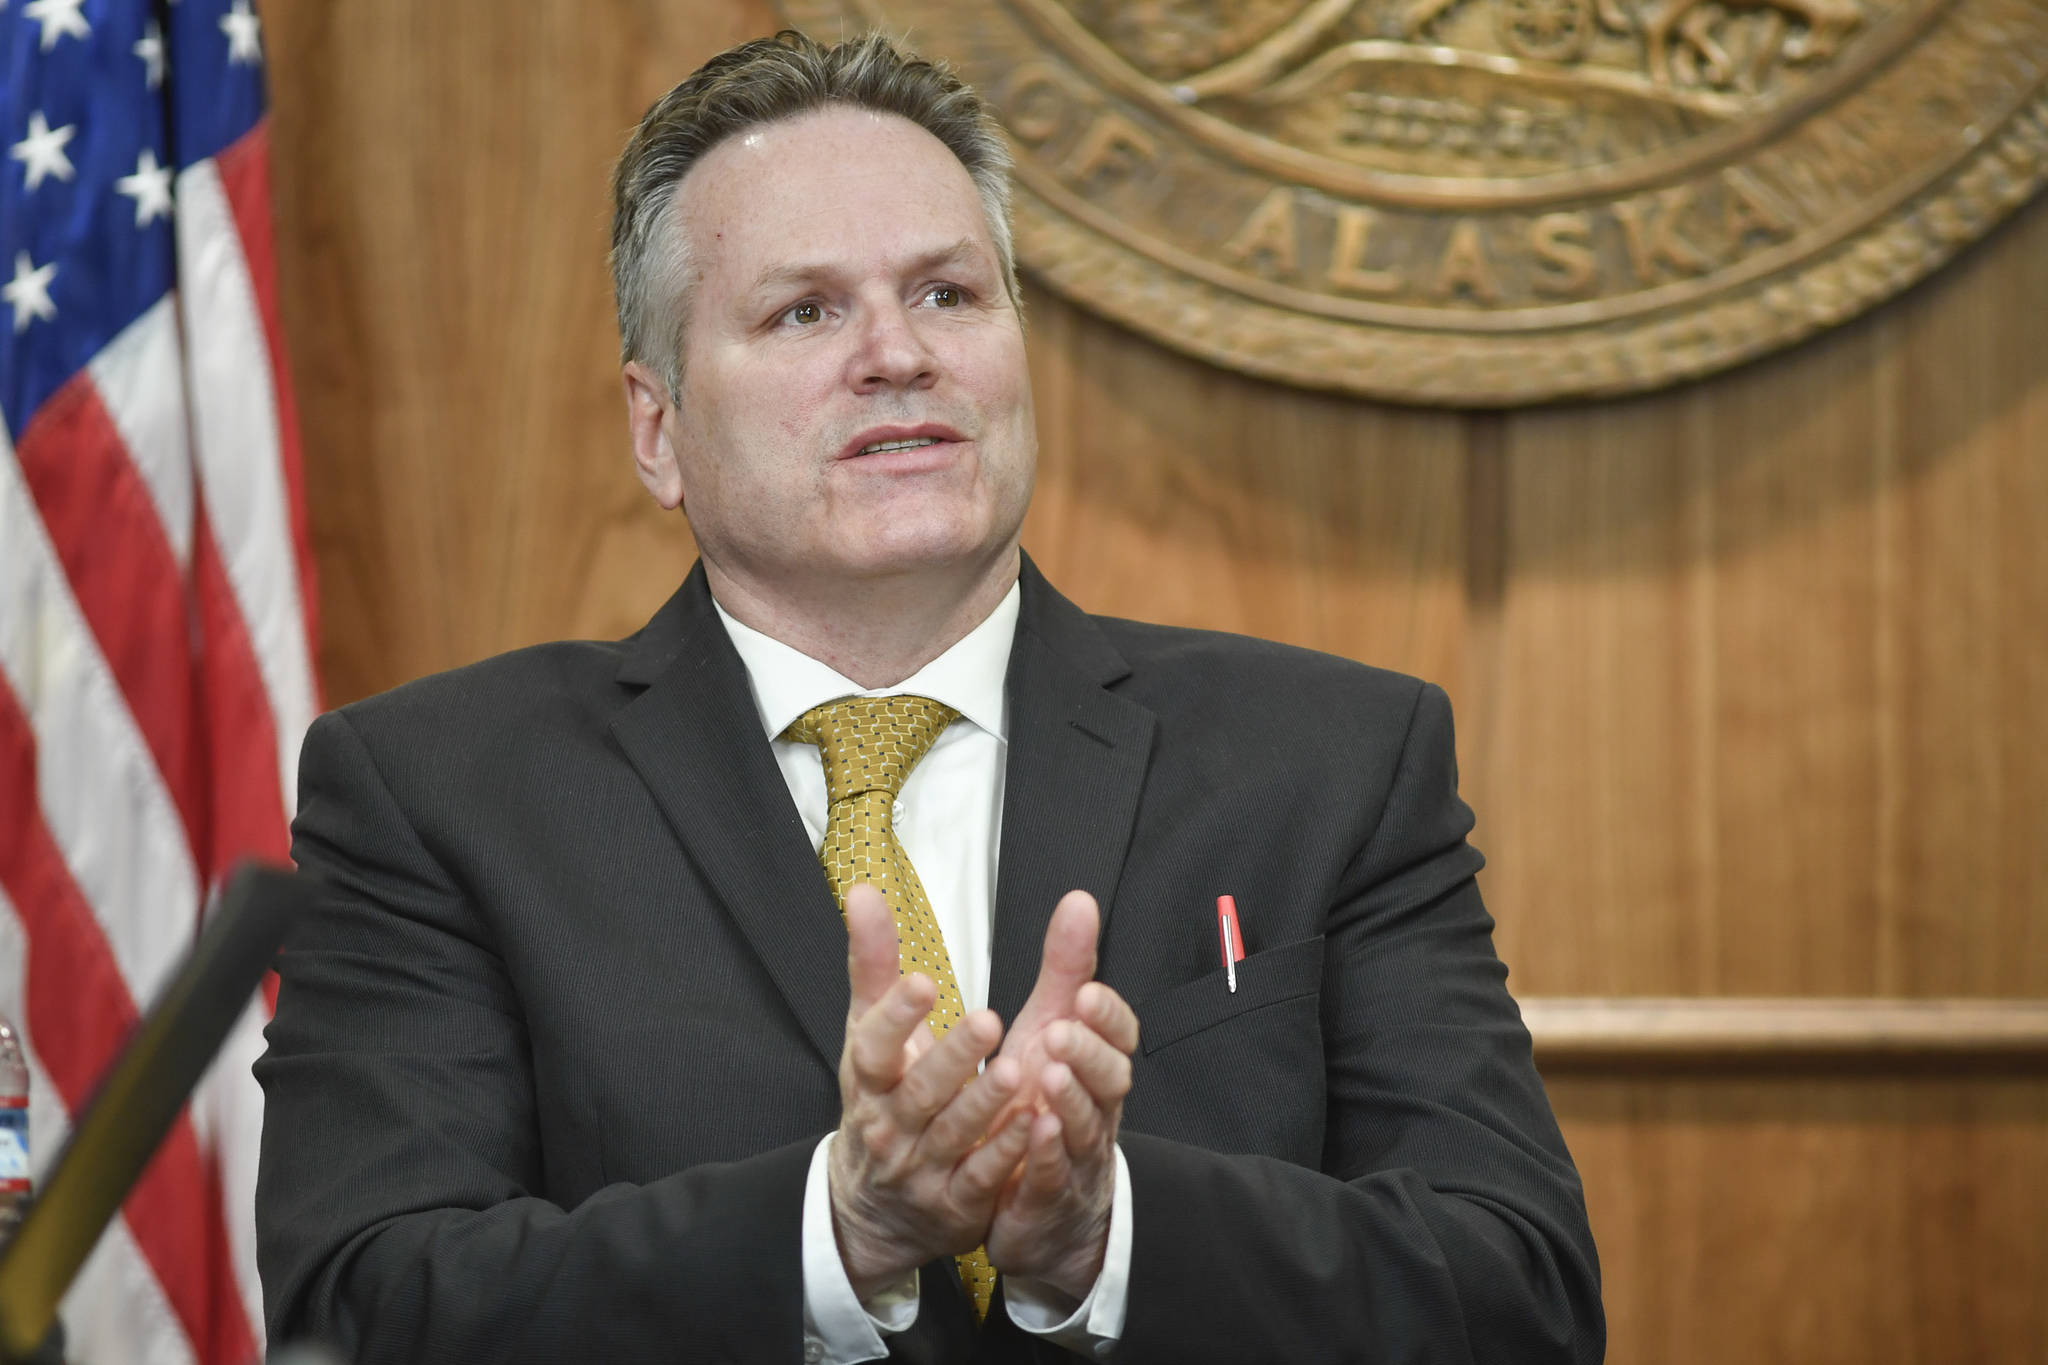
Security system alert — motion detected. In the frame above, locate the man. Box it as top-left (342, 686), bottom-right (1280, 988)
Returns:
top-left (256, 30), bottom-right (1602, 1365)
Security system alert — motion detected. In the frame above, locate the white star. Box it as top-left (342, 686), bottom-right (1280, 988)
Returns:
top-left (5, 252), bottom-right (58, 334)
top-left (10, 111), bottom-right (77, 192)
top-left (220, 0), bottom-right (262, 65)
top-left (134, 20), bottom-right (166, 90)
top-left (116, 147), bottom-right (174, 227)
top-left (22, 0), bottom-right (90, 52)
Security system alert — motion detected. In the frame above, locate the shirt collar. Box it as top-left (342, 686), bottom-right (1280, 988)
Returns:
top-left (712, 581), bottom-right (1019, 744)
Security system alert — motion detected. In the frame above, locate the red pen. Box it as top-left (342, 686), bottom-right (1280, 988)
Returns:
top-left (1216, 895), bottom-right (1245, 992)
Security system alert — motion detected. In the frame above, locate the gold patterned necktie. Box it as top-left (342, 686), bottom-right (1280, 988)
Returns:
top-left (781, 694), bottom-right (999, 1321)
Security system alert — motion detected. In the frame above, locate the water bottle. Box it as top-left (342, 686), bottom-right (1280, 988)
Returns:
top-left (0, 1011), bottom-right (28, 1242)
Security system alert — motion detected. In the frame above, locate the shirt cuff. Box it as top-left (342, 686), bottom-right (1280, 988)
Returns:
top-left (801, 1134), bottom-right (920, 1365)
top-left (999, 1144), bottom-right (1132, 1355)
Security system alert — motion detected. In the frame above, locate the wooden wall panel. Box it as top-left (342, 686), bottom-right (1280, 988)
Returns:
top-left (1480, 207), bottom-right (2048, 999)
top-left (1553, 1076), bottom-right (2048, 1364)
top-left (268, 2), bottom-right (781, 705)
top-left (263, 4), bottom-right (2048, 1362)
top-left (1021, 283), bottom-right (1472, 695)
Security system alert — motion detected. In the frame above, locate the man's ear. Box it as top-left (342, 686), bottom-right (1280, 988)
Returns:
top-left (622, 361), bottom-right (685, 510)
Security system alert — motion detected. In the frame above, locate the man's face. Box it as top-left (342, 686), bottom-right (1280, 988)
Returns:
top-left (637, 106), bottom-right (1036, 600)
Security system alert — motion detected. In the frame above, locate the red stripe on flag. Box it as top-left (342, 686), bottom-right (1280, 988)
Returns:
top-left (13, 377), bottom-right (209, 873)
top-left (123, 1097), bottom-right (264, 1365)
top-left (0, 682), bottom-right (259, 1365)
top-left (215, 121), bottom-right (322, 711)
top-left (0, 706), bottom-right (136, 1114)
top-left (192, 508), bottom-right (291, 880)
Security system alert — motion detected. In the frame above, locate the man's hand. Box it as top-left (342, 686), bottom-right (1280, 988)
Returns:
top-left (829, 883), bottom-right (1036, 1301)
top-left (984, 891), bottom-right (1140, 1301)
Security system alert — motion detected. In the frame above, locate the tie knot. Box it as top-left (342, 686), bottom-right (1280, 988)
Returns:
top-left (782, 695), bottom-right (960, 804)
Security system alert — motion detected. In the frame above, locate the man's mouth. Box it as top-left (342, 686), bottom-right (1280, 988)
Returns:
top-left (839, 425), bottom-right (967, 461)
top-left (857, 436), bottom-right (944, 455)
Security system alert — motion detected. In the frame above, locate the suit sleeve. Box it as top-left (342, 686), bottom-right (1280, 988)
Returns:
top-left (256, 709), bottom-right (938, 1363)
top-left (1116, 683), bottom-right (1604, 1364)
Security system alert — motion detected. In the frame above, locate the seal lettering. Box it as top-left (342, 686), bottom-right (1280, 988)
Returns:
top-left (1721, 168), bottom-right (1798, 250)
top-left (1530, 212), bottom-right (1599, 298)
top-left (1326, 207), bottom-right (1404, 296)
top-left (1226, 188), bottom-right (1301, 277)
top-left (1435, 222), bottom-right (1502, 304)
top-left (1061, 110), bottom-right (1160, 190)
top-left (780, 0), bottom-right (2048, 403)
top-left (1002, 61), bottom-right (1075, 146)
top-left (1613, 188), bottom-right (1715, 285)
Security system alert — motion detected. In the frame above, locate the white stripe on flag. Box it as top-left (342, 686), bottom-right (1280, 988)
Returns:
top-left (175, 158), bottom-right (319, 821)
top-left (194, 997), bottom-right (272, 1340)
top-left (88, 298), bottom-right (197, 571)
top-left (0, 891), bottom-right (200, 1365)
top-left (0, 432), bottom-right (201, 1015)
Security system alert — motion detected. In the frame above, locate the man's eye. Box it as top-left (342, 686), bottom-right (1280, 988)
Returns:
top-left (786, 301), bottom-right (823, 325)
top-left (926, 285), bottom-right (962, 308)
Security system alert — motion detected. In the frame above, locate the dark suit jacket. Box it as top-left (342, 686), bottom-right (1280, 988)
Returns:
top-left (257, 557), bottom-right (1602, 1364)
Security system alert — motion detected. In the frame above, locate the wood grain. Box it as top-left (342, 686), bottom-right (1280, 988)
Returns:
top-left (1021, 279), bottom-right (1473, 693)
top-left (1478, 200), bottom-right (2048, 1000)
top-left (262, 5), bottom-right (2048, 1362)
top-left (1553, 1076), bottom-right (2048, 1365)
top-left (266, 1), bottom-right (781, 705)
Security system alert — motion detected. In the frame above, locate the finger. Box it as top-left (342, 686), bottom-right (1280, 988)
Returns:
top-left (1040, 1059), bottom-right (1108, 1157)
top-left (1019, 1110), bottom-right (1071, 1200)
top-left (980, 1073), bottom-right (1042, 1143)
top-left (1015, 890), bottom-right (1100, 1023)
top-left (845, 883), bottom-right (903, 1019)
top-left (1046, 1022), bottom-right (1132, 1112)
top-left (846, 973), bottom-right (938, 1091)
top-left (903, 1016), bottom-right (938, 1066)
top-left (1076, 981), bottom-right (1140, 1056)
top-left (918, 1049), bottom-right (1025, 1162)
top-left (954, 1108), bottom-right (1035, 1202)
top-left (890, 1008), bottom-right (1004, 1132)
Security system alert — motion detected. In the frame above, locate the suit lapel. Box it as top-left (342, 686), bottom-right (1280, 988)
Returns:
top-left (609, 566), bottom-right (849, 1070)
top-left (986, 559), bottom-right (1157, 1025)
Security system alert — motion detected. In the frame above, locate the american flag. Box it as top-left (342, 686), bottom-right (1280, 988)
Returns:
top-left (1, 0), bottom-right (315, 1361)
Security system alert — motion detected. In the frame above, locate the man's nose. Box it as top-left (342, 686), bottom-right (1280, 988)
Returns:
top-left (848, 299), bottom-right (938, 392)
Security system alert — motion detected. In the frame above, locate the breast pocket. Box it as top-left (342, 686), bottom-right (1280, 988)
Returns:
top-left (1125, 935), bottom-right (1326, 1165)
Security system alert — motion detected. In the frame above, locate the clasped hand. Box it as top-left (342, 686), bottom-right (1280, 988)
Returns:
top-left (827, 884), bottom-right (1138, 1305)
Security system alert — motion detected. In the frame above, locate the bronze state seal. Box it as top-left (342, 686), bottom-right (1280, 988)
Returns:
top-left (775, 0), bottom-right (2048, 405)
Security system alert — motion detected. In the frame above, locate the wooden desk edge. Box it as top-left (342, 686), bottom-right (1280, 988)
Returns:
top-left (1522, 997), bottom-right (2048, 1068)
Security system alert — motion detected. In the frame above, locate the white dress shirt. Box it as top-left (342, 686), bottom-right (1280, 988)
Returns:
top-left (711, 585), bottom-right (1131, 1363)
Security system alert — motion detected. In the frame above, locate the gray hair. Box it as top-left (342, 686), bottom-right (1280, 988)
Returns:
top-left (609, 30), bottom-right (1020, 398)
